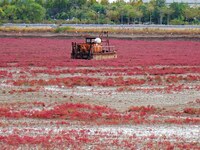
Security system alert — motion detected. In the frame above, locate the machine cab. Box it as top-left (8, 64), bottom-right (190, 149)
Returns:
top-left (85, 37), bottom-right (96, 44)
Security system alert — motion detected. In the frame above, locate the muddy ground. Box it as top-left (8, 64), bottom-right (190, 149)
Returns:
top-left (0, 35), bottom-right (199, 149)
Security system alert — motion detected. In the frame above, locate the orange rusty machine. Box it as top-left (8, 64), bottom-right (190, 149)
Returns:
top-left (71, 31), bottom-right (117, 60)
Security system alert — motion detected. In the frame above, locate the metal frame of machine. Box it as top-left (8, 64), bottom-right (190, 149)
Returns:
top-left (71, 31), bottom-right (117, 60)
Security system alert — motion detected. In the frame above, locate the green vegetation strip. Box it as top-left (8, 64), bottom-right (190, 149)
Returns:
top-left (0, 0), bottom-right (200, 25)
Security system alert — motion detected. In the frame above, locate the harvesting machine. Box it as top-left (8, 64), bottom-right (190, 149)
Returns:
top-left (71, 31), bottom-right (117, 60)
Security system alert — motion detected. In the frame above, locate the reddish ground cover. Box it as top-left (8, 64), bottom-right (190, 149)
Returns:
top-left (1, 38), bottom-right (200, 67)
top-left (0, 37), bottom-right (200, 149)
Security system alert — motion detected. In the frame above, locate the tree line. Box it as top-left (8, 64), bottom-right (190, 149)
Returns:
top-left (0, 0), bottom-right (200, 25)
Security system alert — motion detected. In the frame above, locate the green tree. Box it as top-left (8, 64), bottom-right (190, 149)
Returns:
top-left (135, 9), bottom-right (143, 24)
top-left (46, 0), bottom-right (70, 19)
top-left (0, 7), bottom-right (5, 20)
top-left (3, 5), bottom-right (18, 22)
top-left (118, 4), bottom-right (131, 24)
top-left (146, 2), bottom-right (155, 24)
top-left (122, 4), bottom-right (133, 24)
top-left (91, 2), bottom-right (106, 14)
top-left (164, 6), bottom-right (174, 25)
top-left (106, 9), bottom-right (120, 23)
top-left (101, 0), bottom-right (109, 5)
top-left (151, 0), bottom-right (166, 24)
top-left (86, 0), bottom-right (97, 6)
top-left (15, 0), bottom-right (46, 22)
top-left (0, 0), bottom-right (10, 7)
top-left (35, 0), bottom-right (46, 6)
top-left (170, 2), bottom-right (188, 21)
top-left (85, 10), bottom-right (96, 21)
top-left (0, 0), bottom-right (200, 25)
top-left (28, 2), bottom-right (46, 22)
top-left (196, 8), bottom-right (200, 21)
top-left (129, 7), bottom-right (137, 24)
top-left (184, 7), bottom-right (198, 24)
top-left (159, 6), bottom-right (172, 24)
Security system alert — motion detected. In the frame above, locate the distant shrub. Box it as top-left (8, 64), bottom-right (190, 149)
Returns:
top-left (170, 19), bottom-right (185, 25)
top-left (54, 26), bottom-right (75, 33)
